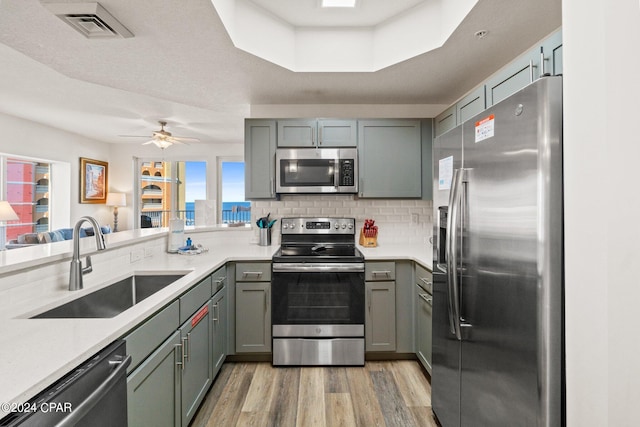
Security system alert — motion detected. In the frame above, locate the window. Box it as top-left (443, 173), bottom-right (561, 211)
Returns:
top-left (1, 156), bottom-right (51, 242)
top-left (219, 160), bottom-right (250, 224)
top-left (136, 159), bottom-right (206, 228)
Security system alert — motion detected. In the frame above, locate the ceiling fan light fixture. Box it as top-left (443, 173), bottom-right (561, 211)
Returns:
top-left (151, 139), bottom-right (173, 149)
top-left (320, 0), bottom-right (356, 8)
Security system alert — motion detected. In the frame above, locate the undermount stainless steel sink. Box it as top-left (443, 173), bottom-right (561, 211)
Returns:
top-left (32, 273), bottom-right (187, 319)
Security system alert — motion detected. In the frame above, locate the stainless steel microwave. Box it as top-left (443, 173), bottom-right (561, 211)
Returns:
top-left (276, 148), bottom-right (358, 194)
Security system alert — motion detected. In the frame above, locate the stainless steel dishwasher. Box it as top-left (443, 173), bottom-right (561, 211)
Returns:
top-left (0, 340), bottom-right (130, 427)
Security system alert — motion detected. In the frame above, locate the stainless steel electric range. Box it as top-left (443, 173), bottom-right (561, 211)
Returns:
top-left (271, 217), bottom-right (365, 366)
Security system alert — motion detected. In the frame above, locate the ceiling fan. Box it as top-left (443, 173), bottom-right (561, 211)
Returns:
top-left (119, 121), bottom-right (200, 149)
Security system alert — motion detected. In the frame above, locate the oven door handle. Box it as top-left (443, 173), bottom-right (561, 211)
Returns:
top-left (272, 262), bottom-right (365, 273)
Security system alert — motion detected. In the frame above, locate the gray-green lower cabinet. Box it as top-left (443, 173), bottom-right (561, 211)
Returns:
top-left (180, 301), bottom-right (213, 427)
top-left (365, 281), bottom-right (396, 352)
top-left (414, 263), bottom-right (433, 374)
top-left (125, 270), bottom-right (225, 427)
top-left (236, 282), bottom-right (271, 353)
top-left (127, 330), bottom-right (181, 427)
top-left (415, 283), bottom-right (433, 374)
top-left (211, 286), bottom-right (227, 376)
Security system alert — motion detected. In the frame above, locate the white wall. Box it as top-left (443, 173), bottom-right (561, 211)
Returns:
top-left (563, 0), bottom-right (640, 425)
top-left (0, 113), bottom-right (113, 228)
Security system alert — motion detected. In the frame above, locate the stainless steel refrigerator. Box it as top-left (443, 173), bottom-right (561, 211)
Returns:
top-left (431, 76), bottom-right (564, 427)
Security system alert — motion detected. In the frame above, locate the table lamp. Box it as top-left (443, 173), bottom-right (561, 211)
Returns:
top-left (106, 192), bottom-right (126, 232)
top-left (0, 201), bottom-right (19, 251)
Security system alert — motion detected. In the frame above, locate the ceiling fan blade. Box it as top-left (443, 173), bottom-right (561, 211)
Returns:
top-left (166, 137), bottom-right (187, 145)
top-left (171, 136), bottom-right (200, 142)
top-left (141, 140), bottom-right (156, 145)
top-left (118, 135), bottom-right (151, 138)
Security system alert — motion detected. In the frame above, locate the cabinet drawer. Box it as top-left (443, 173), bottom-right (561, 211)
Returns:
top-left (415, 263), bottom-right (432, 294)
top-left (236, 262), bottom-right (271, 282)
top-left (211, 265), bottom-right (227, 294)
top-left (125, 300), bottom-right (180, 373)
top-left (180, 276), bottom-right (213, 324)
top-left (365, 262), bottom-right (395, 281)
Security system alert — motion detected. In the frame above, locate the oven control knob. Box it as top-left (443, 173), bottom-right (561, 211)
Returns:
top-left (282, 223), bottom-right (288, 229)
top-left (342, 224), bottom-right (347, 229)
top-left (334, 223), bottom-right (340, 229)
top-left (347, 223), bottom-right (353, 229)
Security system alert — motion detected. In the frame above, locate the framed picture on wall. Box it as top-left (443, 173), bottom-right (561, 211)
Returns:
top-left (79, 157), bottom-right (108, 204)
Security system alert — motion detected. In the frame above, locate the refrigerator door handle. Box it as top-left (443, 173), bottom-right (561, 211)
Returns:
top-left (446, 168), bottom-right (464, 340)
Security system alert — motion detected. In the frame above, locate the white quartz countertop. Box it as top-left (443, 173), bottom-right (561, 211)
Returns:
top-left (0, 233), bottom-right (431, 416)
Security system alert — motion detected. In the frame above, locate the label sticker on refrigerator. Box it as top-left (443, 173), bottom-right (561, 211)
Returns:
top-left (475, 114), bottom-right (495, 142)
top-left (438, 156), bottom-right (453, 190)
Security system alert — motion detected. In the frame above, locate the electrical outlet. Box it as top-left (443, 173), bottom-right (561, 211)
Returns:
top-left (130, 249), bottom-right (144, 263)
top-left (144, 247), bottom-right (154, 258)
top-left (411, 213), bottom-right (419, 224)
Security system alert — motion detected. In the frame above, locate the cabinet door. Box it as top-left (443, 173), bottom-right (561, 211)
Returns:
top-left (415, 283), bottom-right (433, 374)
top-left (435, 105), bottom-right (457, 137)
top-left (318, 119), bottom-right (357, 147)
top-left (124, 300), bottom-right (179, 373)
top-left (211, 286), bottom-right (227, 377)
top-left (456, 86), bottom-right (486, 125)
top-left (358, 120), bottom-right (422, 198)
top-left (245, 119), bottom-right (276, 199)
top-left (236, 282), bottom-right (271, 353)
top-left (127, 331), bottom-right (181, 427)
top-left (421, 119), bottom-right (434, 201)
top-left (277, 119), bottom-right (317, 147)
top-left (485, 48), bottom-right (539, 106)
top-left (541, 28), bottom-right (563, 76)
top-left (365, 281), bottom-right (396, 352)
top-left (180, 301), bottom-right (212, 427)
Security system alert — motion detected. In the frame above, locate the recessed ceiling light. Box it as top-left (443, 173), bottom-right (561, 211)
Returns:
top-left (321, 0), bottom-right (357, 8)
top-left (474, 30), bottom-right (488, 39)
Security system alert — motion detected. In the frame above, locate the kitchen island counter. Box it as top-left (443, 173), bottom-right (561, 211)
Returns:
top-left (0, 229), bottom-right (431, 417)
top-left (357, 242), bottom-right (432, 270)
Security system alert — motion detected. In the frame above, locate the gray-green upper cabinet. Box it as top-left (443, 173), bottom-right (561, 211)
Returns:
top-left (421, 120), bottom-right (433, 201)
top-left (358, 120), bottom-right (422, 198)
top-left (245, 119), bottom-right (276, 199)
top-left (541, 28), bottom-right (563, 76)
top-left (456, 86), bottom-right (486, 125)
top-left (277, 119), bottom-right (317, 147)
top-left (277, 119), bottom-right (357, 147)
top-left (485, 48), bottom-right (540, 107)
top-left (435, 105), bottom-right (457, 137)
top-left (317, 120), bottom-right (357, 147)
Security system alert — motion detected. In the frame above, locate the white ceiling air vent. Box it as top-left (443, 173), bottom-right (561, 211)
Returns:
top-left (41, 2), bottom-right (133, 39)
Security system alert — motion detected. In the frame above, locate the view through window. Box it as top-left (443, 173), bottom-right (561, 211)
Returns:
top-left (220, 161), bottom-right (250, 224)
top-left (1, 156), bottom-right (51, 244)
top-left (139, 160), bottom-right (206, 228)
top-left (137, 159), bottom-right (248, 228)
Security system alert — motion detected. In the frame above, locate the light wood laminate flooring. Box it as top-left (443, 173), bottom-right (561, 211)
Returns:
top-left (191, 361), bottom-right (437, 427)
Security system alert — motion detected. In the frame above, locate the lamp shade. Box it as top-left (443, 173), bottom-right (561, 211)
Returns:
top-left (106, 192), bottom-right (126, 207)
top-left (0, 201), bottom-right (19, 221)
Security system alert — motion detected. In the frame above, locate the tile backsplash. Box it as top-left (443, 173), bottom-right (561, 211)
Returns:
top-left (252, 195), bottom-right (432, 245)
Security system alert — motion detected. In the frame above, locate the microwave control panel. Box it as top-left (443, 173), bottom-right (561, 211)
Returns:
top-left (339, 159), bottom-right (355, 186)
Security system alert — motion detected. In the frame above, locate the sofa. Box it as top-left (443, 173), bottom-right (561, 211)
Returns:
top-left (7, 226), bottom-right (111, 249)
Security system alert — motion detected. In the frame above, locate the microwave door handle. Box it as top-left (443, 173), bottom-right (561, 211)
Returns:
top-left (334, 159), bottom-right (340, 191)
